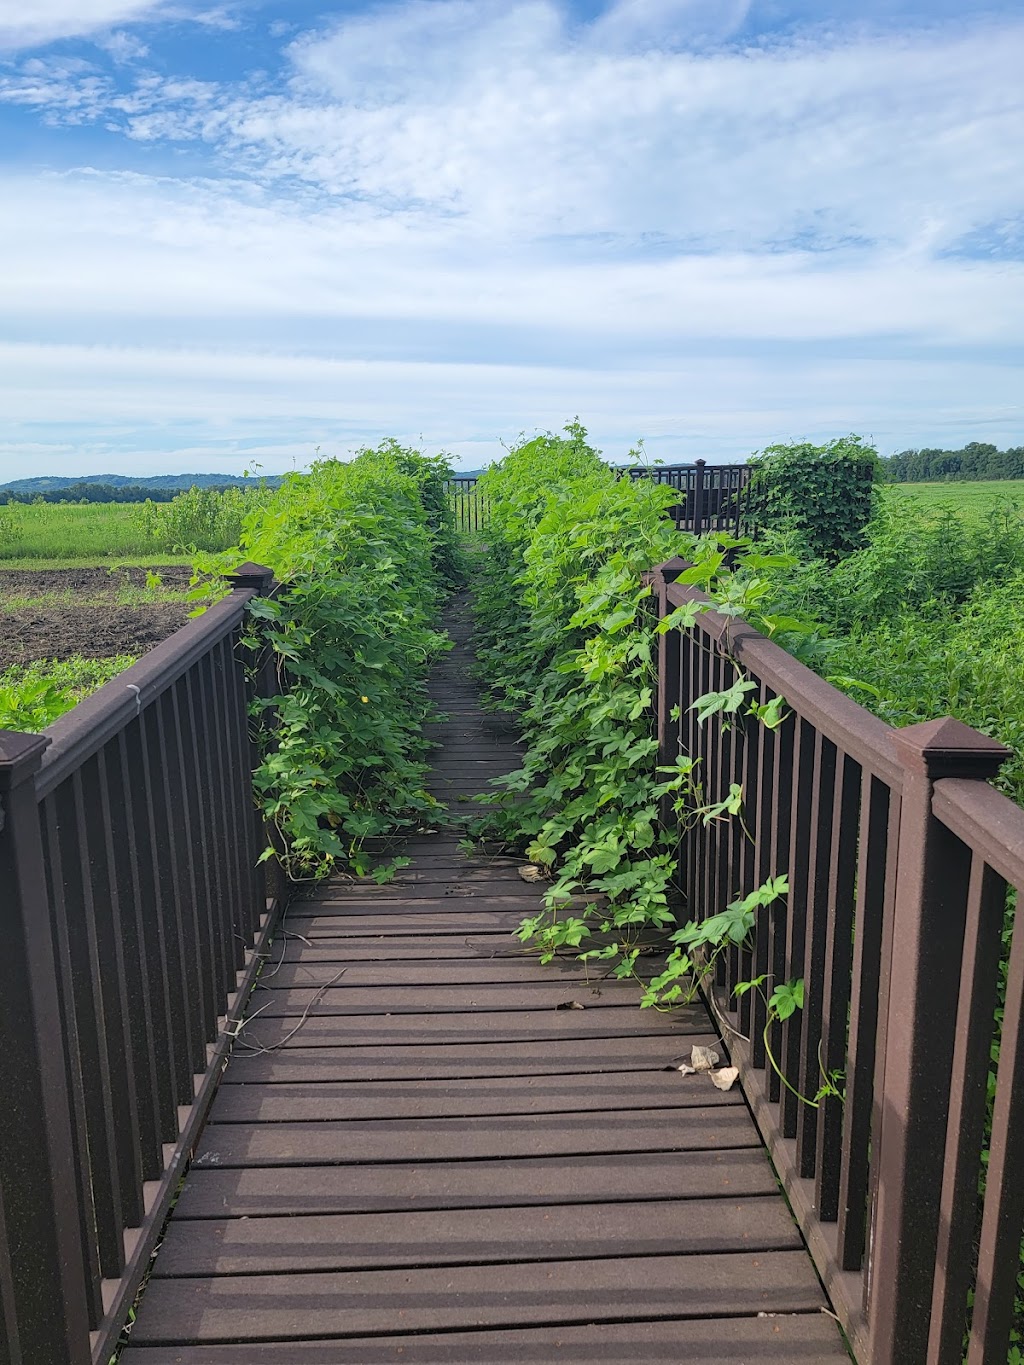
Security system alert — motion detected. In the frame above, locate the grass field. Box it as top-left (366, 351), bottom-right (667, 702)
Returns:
top-left (0, 502), bottom-right (177, 560)
top-left (894, 479), bottom-right (1024, 518)
top-left (0, 486), bottom-right (254, 561)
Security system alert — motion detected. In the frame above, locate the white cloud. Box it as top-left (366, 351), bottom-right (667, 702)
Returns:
top-left (0, 0), bottom-right (165, 52)
top-left (95, 29), bottom-right (150, 62)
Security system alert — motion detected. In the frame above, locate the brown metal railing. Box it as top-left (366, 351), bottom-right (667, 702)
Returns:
top-left (0, 562), bottom-right (282, 1365)
top-left (652, 555), bottom-right (1024, 1363)
top-left (625, 460), bottom-right (752, 535)
top-left (446, 462), bottom-right (753, 537)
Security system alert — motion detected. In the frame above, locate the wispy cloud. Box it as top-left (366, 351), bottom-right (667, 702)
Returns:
top-left (0, 0), bottom-right (166, 52)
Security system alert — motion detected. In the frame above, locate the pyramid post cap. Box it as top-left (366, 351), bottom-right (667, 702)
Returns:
top-left (228, 562), bottom-right (275, 592)
top-left (893, 716), bottom-right (1010, 779)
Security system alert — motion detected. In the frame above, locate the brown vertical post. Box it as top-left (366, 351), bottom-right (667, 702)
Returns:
top-left (226, 562), bottom-right (283, 909)
top-left (866, 717), bottom-right (1009, 1364)
top-left (651, 559), bottom-right (690, 744)
top-left (0, 731), bottom-right (91, 1365)
top-left (692, 459), bottom-right (706, 534)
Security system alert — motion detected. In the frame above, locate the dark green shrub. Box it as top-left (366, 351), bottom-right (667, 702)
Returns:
top-left (746, 436), bottom-right (879, 561)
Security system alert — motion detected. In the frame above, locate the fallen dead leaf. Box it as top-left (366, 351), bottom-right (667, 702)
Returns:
top-left (518, 865), bottom-right (545, 882)
top-left (710, 1066), bottom-right (740, 1091)
top-left (556, 1000), bottom-right (586, 1011)
top-left (690, 1045), bottom-right (721, 1072)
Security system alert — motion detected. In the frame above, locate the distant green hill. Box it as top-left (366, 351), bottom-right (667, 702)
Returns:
top-left (0, 472), bottom-right (276, 493)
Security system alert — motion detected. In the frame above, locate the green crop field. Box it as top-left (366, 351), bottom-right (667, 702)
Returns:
top-left (0, 502), bottom-right (186, 563)
top-left (894, 479), bottom-right (1024, 518)
top-left (0, 484), bottom-right (262, 563)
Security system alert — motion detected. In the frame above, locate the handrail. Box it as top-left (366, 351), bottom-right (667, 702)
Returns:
top-left (932, 776), bottom-right (1024, 888)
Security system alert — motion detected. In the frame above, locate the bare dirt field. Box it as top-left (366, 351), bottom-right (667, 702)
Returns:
top-left (0, 565), bottom-right (193, 669)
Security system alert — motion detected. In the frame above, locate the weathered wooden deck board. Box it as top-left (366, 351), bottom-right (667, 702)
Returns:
top-left (120, 1314), bottom-right (849, 1363)
top-left (123, 594), bottom-right (844, 1363)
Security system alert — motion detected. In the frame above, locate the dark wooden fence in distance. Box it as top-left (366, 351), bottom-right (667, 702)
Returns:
top-left (652, 555), bottom-right (1024, 1364)
top-left (625, 460), bottom-right (751, 535)
top-left (0, 563), bottom-right (282, 1365)
top-left (446, 462), bottom-right (753, 537)
top-left (444, 476), bottom-right (490, 533)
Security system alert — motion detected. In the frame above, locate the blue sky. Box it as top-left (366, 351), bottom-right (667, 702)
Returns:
top-left (0, 0), bottom-right (1021, 476)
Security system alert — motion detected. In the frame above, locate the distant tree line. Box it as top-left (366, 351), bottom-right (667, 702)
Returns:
top-left (0, 482), bottom-right (258, 505)
top-left (881, 442), bottom-right (1024, 483)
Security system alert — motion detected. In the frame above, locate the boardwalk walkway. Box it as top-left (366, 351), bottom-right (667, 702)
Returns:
top-left (122, 595), bottom-right (845, 1363)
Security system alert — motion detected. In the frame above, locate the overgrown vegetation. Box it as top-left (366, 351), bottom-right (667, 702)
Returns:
top-left (196, 440), bottom-right (462, 882)
top-left (469, 424), bottom-right (805, 1031)
top-left (757, 489), bottom-right (1024, 804)
top-left (745, 434), bottom-right (879, 561)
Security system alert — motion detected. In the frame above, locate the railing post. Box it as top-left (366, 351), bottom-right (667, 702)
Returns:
top-left (0, 731), bottom-right (91, 1365)
top-left (226, 562), bottom-right (285, 907)
top-left (866, 716), bottom-right (1009, 1364)
top-left (651, 558), bottom-right (690, 826)
top-left (692, 459), bottom-right (706, 534)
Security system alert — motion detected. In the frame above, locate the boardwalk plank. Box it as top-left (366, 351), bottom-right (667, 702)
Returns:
top-left (174, 1148), bottom-right (782, 1218)
top-left (245, 981), bottom-right (649, 1015)
top-left (192, 1108), bottom-right (758, 1167)
top-left (152, 1197), bottom-right (800, 1275)
top-left (262, 958), bottom-right (660, 986)
top-left (121, 1315), bottom-right (849, 1363)
top-left (128, 1251), bottom-right (829, 1343)
top-left (220, 1033), bottom-right (715, 1083)
top-left (208, 1069), bottom-right (740, 1121)
top-left (231, 1005), bottom-right (705, 1047)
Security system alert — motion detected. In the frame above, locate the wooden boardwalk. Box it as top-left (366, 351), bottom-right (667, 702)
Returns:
top-left (122, 596), bottom-right (845, 1363)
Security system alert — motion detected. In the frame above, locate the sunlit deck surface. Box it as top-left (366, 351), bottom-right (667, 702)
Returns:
top-left (122, 596), bottom-right (845, 1363)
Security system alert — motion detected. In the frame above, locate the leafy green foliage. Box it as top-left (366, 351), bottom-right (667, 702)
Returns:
top-left (0, 655), bottom-right (137, 730)
top-left (195, 441), bottom-right (463, 881)
top-left (746, 435), bottom-right (879, 562)
top-left (755, 490), bottom-right (1024, 805)
top-left (469, 423), bottom-right (809, 1035)
top-left (133, 485), bottom-right (266, 554)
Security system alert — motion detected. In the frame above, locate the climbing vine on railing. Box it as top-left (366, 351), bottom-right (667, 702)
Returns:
top-left (470, 423), bottom-right (824, 1094)
top-left (195, 441), bottom-right (463, 881)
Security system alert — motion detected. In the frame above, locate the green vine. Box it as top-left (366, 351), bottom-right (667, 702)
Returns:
top-left (471, 422), bottom-right (838, 1110)
top-left (194, 441), bottom-right (463, 881)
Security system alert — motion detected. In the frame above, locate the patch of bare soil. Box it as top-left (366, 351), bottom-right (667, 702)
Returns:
top-left (0, 565), bottom-right (193, 669)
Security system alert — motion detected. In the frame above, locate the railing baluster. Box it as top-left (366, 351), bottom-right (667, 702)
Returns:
top-left (795, 731), bottom-right (837, 1178)
top-left (81, 749), bottom-right (147, 1228)
top-left (967, 873), bottom-right (1024, 1365)
top-left (114, 720), bottom-right (172, 1169)
top-left (39, 795), bottom-right (103, 1323)
top-left (55, 769), bottom-right (126, 1278)
top-left (780, 716), bottom-right (816, 1138)
top-left (837, 773), bottom-right (898, 1272)
top-left (814, 752), bottom-right (861, 1219)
